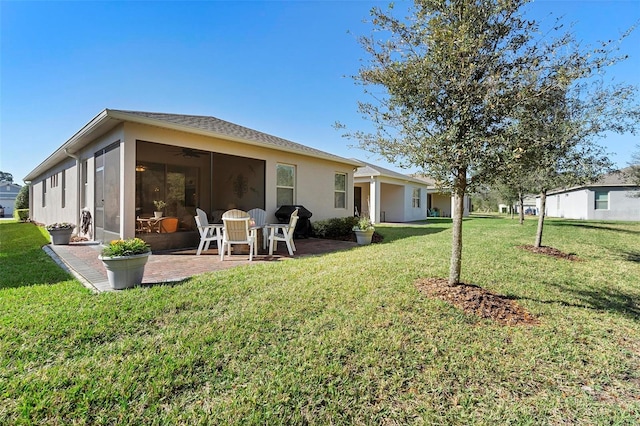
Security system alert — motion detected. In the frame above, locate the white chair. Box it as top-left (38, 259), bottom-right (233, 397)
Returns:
top-left (220, 209), bottom-right (256, 261)
top-left (268, 208), bottom-right (299, 256)
top-left (247, 208), bottom-right (268, 250)
top-left (195, 208), bottom-right (222, 255)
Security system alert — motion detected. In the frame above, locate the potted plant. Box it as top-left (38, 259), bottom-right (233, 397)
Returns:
top-left (46, 222), bottom-right (74, 245)
top-left (353, 217), bottom-right (375, 245)
top-left (98, 238), bottom-right (151, 290)
top-left (153, 200), bottom-right (167, 218)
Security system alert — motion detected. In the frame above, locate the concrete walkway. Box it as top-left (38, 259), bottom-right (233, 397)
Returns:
top-left (45, 238), bottom-right (358, 292)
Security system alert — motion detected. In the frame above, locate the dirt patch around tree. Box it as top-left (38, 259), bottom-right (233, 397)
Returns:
top-left (416, 278), bottom-right (539, 326)
top-left (518, 245), bottom-right (580, 261)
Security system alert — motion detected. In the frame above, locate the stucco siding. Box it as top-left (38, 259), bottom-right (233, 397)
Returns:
top-left (124, 122), bottom-right (354, 224)
top-left (592, 187), bottom-right (640, 221)
top-left (546, 190), bottom-right (589, 219)
top-left (545, 187), bottom-right (640, 221)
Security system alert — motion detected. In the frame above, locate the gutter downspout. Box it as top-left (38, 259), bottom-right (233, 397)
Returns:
top-left (64, 148), bottom-right (81, 235)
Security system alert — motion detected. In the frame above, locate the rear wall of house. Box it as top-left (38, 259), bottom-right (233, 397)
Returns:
top-left (545, 187), bottom-right (640, 221)
top-left (29, 159), bottom-right (79, 228)
top-left (124, 122), bottom-right (355, 227)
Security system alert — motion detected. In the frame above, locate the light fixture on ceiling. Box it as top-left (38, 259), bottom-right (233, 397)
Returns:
top-left (135, 165), bottom-right (146, 172)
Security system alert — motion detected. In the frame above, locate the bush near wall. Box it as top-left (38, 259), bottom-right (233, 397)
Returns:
top-left (14, 209), bottom-right (29, 221)
top-left (312, 217), bottom-right (359, 239)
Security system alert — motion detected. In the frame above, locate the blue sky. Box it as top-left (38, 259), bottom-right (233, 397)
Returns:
top-left (2, 0), bottom-right (638, 184)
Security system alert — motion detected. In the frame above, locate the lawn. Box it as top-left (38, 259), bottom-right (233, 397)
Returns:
top-left (1, 217), bottom-right (639, 425)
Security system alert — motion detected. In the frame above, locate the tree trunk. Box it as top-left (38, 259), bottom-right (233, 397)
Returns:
top-left (535, 190), bottom-right (547, 248)
top-left (449, 173), bottom-right (466, 286)
top-left (518, 192), bottom-right (525, 225)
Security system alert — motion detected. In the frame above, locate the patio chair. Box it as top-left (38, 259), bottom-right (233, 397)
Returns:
top-left (220, 209), bottom-right (255, 261)
top-left (268, 208), bottom-right (299, 256)
top-left (157, 217), bottom-right (179, 233)
top-left (195, 208), bottom-right (222, 255)
top-left (247, 208), bottom-right (268, 250)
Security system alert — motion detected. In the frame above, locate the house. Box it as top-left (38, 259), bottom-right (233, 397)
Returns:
top-left (24, 109), bottom-right (362, 249)
top-left (0, 181), bottom-right (22, 217)
top-left (540, 168), bottom-right (640, 221)
top-left (411, 174), bottom-right (471, 218)
top-left (353, 162), bottom-right (469, 223)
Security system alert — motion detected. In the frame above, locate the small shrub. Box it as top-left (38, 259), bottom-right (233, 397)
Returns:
top-left (312, 217), bottom-right (359, 239)
top-left (46, 222), bottom-right (74, 231)
top-left (353, 217), bottom-right (374, 231)
top-left (14, 209), bottom-right (29, 221)
top-left (101, 238), bottom-right (151, 257)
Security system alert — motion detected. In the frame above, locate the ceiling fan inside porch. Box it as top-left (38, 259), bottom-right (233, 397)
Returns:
top-left (172, 148), bottom-right (208, 158)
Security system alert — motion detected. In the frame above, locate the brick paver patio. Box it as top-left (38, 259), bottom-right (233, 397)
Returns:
top-left (46, 238), bottom-right (358, 292)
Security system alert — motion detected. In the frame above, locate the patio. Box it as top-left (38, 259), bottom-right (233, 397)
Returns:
top-left (46, 238), bottom-right (358, 292)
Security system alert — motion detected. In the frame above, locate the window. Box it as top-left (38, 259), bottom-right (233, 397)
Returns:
top-left (276, 164), bottom-right (295, 207)
top-left (42, 179), bottom-right (47, 207)
top-left (61, 170), bottom-right (66, 208)
top-left (334, 173), bottom-right (346, 208)
top-left (412, 188), bottom-right (421, 208)
top-left (81, 160), bottom-right (88, 209)
top-left (594, 190), bottom-right (609, 210)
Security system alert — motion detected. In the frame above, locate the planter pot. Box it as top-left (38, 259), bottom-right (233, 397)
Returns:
top-left (154, 211), bottom-right (164, 219)
top-left (49, 228), bottom-right (73, 245)
top-left (99, 252), bottom-right (151, 290)
top-left (354, 229), bottom-right (374, 245)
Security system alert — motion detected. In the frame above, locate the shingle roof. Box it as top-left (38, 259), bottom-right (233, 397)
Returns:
top-left (353, 160), bottom-right (427, 185)
top-left (546, 167), bottom-right (639, 195)
top-left (25, 108), bottom-right (360, 181)
top-left (110, 110), bottom-right (357, 165)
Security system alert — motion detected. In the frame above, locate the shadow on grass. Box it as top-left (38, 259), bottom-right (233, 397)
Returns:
top-left (509, 282), bottom-right (640, 320)
top-left (0, 222), bottom-right (74, 290)
top-left (547, 221), bottom-right (640, 236)
top-left (620, 250), bottom-right (640, 263)
top-left (376, 226), bottom-right (449, 243)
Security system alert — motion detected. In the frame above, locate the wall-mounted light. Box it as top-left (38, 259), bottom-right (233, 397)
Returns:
top-left (135, 165), bottom-right (146, 172)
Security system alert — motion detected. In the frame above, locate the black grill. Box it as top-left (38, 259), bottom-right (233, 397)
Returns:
top-left (274, 205), bottom-right (313, 238)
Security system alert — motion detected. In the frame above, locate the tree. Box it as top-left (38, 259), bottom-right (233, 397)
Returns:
top-left (503, 28), bottom-right (638, 247)
top-left (0, 171), bottom-right (13, 183)
top-left (15, 184), bottom-right (29, 210)
top-left (341, 0), bottom-right (540, 285)
top-left (629, 144), bottom-right (640, 195)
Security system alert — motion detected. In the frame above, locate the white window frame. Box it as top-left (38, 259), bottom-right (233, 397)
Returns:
top-left (412, 187), bottom-right (421, 208)
top-left (334, 172), bottom-right (347, 209)
top-left (594, 190), bottom-right (609, 210)
top-left (276, 163), bottom-right (296, 207)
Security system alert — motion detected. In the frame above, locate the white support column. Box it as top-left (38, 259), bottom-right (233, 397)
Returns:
top-left (369, 178), bottom-right (380, 224)
top-left (122, 134), bottom-right (137, 239)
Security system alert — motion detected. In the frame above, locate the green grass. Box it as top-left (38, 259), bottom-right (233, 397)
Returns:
top-left (1, 217), bottom-right (639, 425)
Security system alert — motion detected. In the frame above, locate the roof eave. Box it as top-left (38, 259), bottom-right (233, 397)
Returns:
top-left (108, 110), bottom-right (362, 168)
top-left (24, 109), bottom-right (120, 181)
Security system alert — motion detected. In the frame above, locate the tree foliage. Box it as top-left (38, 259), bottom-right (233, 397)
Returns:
top-left (629, 145), bottom-right (640, 195)
top-left (0, 171), bottom-right (13, 183)
top-left (15, 184), bottom-right (29, 210)
top-left (501, 23), bottom-right (638, 246)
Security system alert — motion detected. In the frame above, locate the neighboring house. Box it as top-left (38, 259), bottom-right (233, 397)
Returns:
top-left (540, 168), bottom-right (640, 221)
top-left (0, 181), bottom-right (22, 217)
top-left (24, 109), bottom-right (362, 249)
top-left (412, 174), bottom-right (471, 218)
top-left (353, 162), bottom-right (469, 223)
